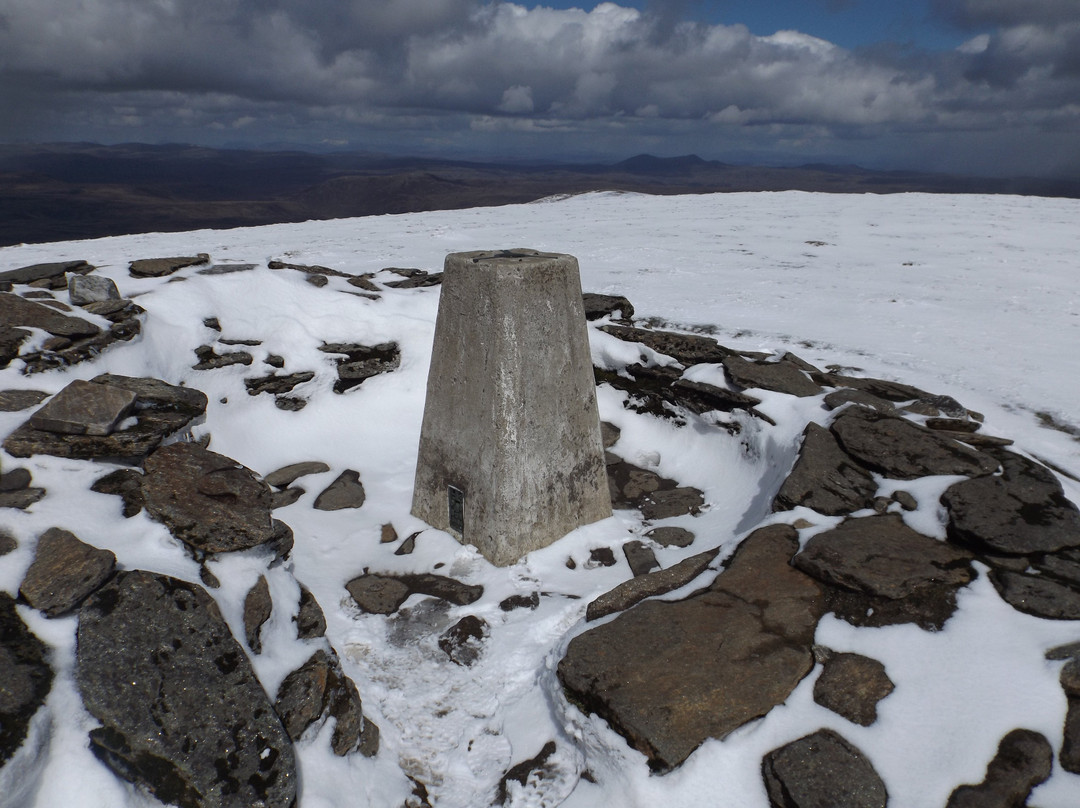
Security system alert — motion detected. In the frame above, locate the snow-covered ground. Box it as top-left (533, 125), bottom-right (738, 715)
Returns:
top-left (1, 190), bottom-right (1079, 807)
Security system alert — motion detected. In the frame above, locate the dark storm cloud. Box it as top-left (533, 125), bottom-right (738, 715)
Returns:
top-left (0, 0), bottom-right (1077, 175)
top-left (930, 0), bottom-right (1079, 28)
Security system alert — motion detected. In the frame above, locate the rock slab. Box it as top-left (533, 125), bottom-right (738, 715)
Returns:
top-left (76, 570), bottom-right (296, 808)
top-left (29, 379), bottom-right (136, 436)
top-left (559, 524), bottom-right (822, 771)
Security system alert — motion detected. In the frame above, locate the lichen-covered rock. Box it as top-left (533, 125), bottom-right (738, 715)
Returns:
top-left (762, 728), bottom-right (887, 808)
top-left (141, 442), bottom-right (275, 554)
top-left (19, 528), bottom-right (116, 618)
top-left (0, 592), bottom-right (54, 767)
top-left (76, 571), bottom-right (296, 808)
top-left (559, 525), bottom-right (822, 771)
top-left (28, 379), bottom-right (136, 436)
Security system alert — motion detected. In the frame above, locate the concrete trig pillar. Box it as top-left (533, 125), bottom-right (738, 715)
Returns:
top-left (411, 249), bottom-right (612, 566)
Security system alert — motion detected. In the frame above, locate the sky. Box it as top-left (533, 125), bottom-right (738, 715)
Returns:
top-left (1, 0), bottom-right (1078, 176)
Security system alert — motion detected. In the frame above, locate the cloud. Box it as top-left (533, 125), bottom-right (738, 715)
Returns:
top-left (0, 0), bottom-right (1077, 175)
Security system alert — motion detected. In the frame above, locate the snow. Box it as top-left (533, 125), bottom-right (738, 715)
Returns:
top-left (1, 189), bottom-right (1079, 807)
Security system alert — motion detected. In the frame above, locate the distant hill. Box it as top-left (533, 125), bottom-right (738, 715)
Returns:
top-left (1, 143), bottom-right (1077, 246)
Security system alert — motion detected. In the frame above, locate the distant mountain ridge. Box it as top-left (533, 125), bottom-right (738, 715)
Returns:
top-left (1, 143), bottom-right (1077, 247)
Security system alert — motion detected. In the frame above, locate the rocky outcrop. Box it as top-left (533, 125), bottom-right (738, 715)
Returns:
top-left (0, 593), bottom-right (54, 767)
top-left (141, 442), bottom-right (276, 555)
top-left (794, 514), bottom-right (976, 630)
top-left (558, 525), bottom-right (822, 771)
top-left (76, 571), bottom-right (296, 808)
top-left (945, 729), bottom-right (1052, 808)
top-left (761, 729), bottom-right (887, 808)
top-left (4, 375), bottom-right (206, 464)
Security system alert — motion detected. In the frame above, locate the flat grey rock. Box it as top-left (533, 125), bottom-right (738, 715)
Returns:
top-left (670, 378), bottom-right (762, 414)
top-left (29, 379), bottom-right (136, 436)
top-left (19, 528), bottom-right (116, 618)
top-left (0, 260), bottom-right (93, 287)
top-left (141, 442), bottom-right (275, 554)
top-left (559, 525), bottom-right (822, 771)
top-left (586, 547), bottom-right (719, 621)
top-left (76, 571), bottom-right (296, 808)
top-left (0, 592), bottom-right (54, 768)
top-left (0, 528), bottom-right (15, 556)
top-left (831, 407), bottom-right (998, 481)
top-left (773, 422), bottom-right (878, 516)
top-left (128, 254), bottom-right (209, 278)
top-left (68, 274), bottom-right (120, 305)
top-left (0, 292), bottom-right (100, 337)
top-left (945, 729), bottom-right (1052, 808)
top-left (313, 470), bottom-right (365, 511)
top-left (599, 324), bottom-right (734, 365)
top-left (274, 648), bottom-right (370, 756)
top-left (942, 450), bottom-right (1080, 555)
top-left (762, 728), bottom-right (887, 808)
top-left (91, 373), bottom-right (209, 415)
top-left (0, 389), bottom-right (49, 411)
top-left (0, 488), bottom-right (46, 509)
top-left (723, 355), bottom-right (823, 397)
top-left (320, 342), bottom-right (400, 393)
top-left (795, 514), bottom-right (976, 630)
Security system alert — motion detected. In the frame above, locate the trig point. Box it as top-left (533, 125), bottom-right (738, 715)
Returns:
top-left (411, 249), bottom-right (612, 566)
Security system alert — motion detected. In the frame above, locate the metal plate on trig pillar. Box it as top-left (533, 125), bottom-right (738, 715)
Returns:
top-left (448, 486), bottom-right (465, 536)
